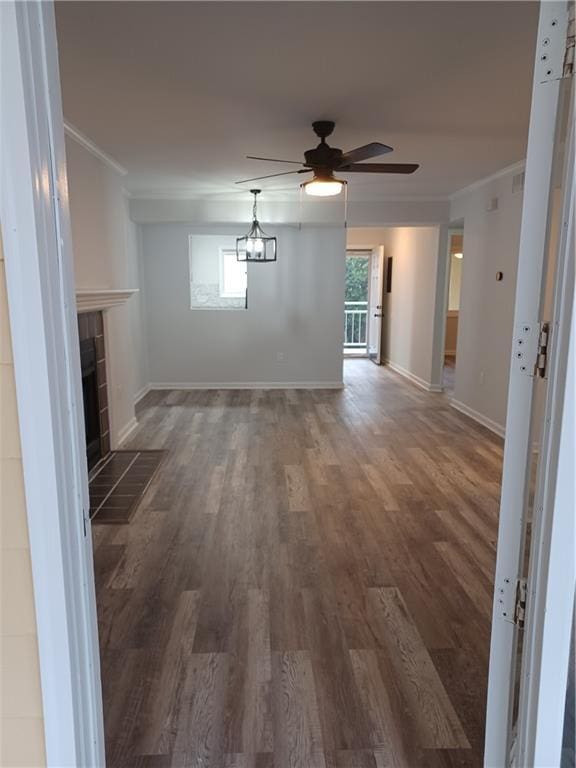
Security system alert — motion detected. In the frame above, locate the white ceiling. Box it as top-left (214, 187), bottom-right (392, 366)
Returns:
top-left (55, 1), bottom-right (539, 200)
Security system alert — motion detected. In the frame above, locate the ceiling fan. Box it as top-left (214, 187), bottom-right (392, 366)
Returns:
top-left (236, 120), bottom-right (419, 196)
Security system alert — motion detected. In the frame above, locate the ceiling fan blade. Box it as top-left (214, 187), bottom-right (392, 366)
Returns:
top-left (339, 142), bottom-right (393, 165)
top-left (339, 163), bottom-right (419, 174)
top-left (236, 169), bottom-right (310, 184)
top-left (246, 155), bottom-right (303, 165)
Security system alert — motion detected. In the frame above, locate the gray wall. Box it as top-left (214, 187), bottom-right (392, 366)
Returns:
top-left (140, 224), bottom-right (346, 386)
top-left (450, 166), bottom-right (524, 432)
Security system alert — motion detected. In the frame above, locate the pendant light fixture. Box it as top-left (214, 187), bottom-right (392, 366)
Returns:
top-left (236, 189), bottom-right (277, 263)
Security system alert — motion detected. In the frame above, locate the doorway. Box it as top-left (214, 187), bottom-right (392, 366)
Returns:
top-left (443, 229), bottom-right (464, 394)
top-left (344, 249), bottom-right (370, 356)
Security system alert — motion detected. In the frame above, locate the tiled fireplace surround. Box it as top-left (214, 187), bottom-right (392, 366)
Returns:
top-left (77, 311), bottom-right (110, 467)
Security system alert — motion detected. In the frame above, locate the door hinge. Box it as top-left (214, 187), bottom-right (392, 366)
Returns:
top-left (514, 321), bottom-right (550, 378)
top-left (514, 578), bottom-right (527, 629)
top-left (537, 1), bottom-right (572, 82)
top-left (534, 321), bottom-right (550, 378)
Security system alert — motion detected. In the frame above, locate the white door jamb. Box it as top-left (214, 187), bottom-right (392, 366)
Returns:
top-left (484, 2), bottom-right (572, 765)
top-left (0, 2), bottom-right (104, 765)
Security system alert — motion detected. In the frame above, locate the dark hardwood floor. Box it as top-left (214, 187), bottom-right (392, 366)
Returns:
top-left (92, 359), bottom-right (502, 768)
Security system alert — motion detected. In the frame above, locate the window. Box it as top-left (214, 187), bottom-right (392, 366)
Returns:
top-left (219, 249), bottom-right (247, 299)
top-left (189, 235), bottom-right (247, 310)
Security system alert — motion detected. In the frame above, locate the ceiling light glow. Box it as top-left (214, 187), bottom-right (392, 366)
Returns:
top-left (304, 179), bottom-right (344, 197)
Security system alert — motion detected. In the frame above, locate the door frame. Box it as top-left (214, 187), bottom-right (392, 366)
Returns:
top-left (514, 79), bottom-right (574, 768)
top-left (440, 226), bottom-right (464, 374)
top-left (0, 2), bottom-right (104, 766)
top-left (345, 245), bottom-right (376, 357)
top-left (484, 2), bottom-right (574, 765)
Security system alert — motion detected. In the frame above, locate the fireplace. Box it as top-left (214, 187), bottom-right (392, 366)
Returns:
top-left (78, 311), bottom-right (110, 470)
top-left (80, 338), bottom-right (101, 468)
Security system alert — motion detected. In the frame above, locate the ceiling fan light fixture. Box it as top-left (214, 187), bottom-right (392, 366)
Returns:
top-left (302, 172), bottom-right (345, 197)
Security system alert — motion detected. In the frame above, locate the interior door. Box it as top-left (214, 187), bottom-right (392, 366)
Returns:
top-left (368, 246), bottom-right (385, 364)
top-left (484, 3), bottom-right (574, 766)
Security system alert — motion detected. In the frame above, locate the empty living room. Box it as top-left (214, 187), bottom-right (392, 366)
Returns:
top-left (1, 2), bottom-right (574, 767)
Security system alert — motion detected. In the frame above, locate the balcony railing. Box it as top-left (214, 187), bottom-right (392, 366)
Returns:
top-left (344, 301), bottom-right (368, 347)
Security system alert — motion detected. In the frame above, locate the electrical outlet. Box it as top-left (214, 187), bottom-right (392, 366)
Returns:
top-left (277, 352), bottom-right (284, 362)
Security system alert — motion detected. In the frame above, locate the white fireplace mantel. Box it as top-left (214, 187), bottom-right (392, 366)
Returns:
top-left (76, 288), bottom-right (139, 313)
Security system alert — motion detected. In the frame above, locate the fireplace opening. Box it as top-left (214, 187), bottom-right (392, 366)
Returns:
top-left (78, 311), bottom-right (110, 471)
top-left (80, 338), bottom-right (101, 470)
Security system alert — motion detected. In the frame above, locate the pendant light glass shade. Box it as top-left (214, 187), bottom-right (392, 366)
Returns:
top-left (236, 190), bottom-right (277, 263)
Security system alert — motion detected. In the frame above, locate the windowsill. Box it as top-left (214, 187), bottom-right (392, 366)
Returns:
top-left (189, 306), bottom-right (247, 311)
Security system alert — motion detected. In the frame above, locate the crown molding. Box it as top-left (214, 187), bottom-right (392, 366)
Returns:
top-left (127, 189), bottom-right (450, 204)
top-left (64, 120), bottom-right (128, 176)
top-left (76, 288), bottom-right (138, 313)
top-left (449, 160), bottom-right (526, 201)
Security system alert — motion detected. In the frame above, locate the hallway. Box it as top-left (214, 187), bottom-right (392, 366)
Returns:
top-left (93, 359), bottom-right (502, 768)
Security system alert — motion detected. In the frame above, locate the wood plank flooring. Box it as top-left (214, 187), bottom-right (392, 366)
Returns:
top-left (92, 360), bottom-right (502, 768)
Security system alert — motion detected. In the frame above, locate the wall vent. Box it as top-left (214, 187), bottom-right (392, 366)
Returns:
top-left (512, 172), bottom-right (525, 194)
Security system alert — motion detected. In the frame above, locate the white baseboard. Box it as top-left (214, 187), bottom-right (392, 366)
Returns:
top-left (134, 384), bottom-right (151, 405)
top-left (147, 381), bottom-right (344, 391)
top-left (384, 360), bottom-right (438, 393)
top-left (117, 416), bottom-right (139, 446)
top-left (450, 398), bottom-right (505, 438)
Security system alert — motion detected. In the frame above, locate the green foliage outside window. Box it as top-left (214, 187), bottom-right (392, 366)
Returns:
top-left (345, 256), bottom-right (369, 302)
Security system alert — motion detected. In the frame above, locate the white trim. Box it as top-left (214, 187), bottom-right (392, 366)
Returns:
top-left (450, 398), bottom-right (506, 438)
top-left (148, 381), bottom-right (344, 390)
top-left (117, 416), bottom-right (139, 446)
top-left (134, 384), bottom-right (151, 405)
top-left (484, 3), bottom-right (569, 764)
top-left (383, 359), bottom-right (439, 392)
top-left (429, 223), bottom-right (451, 390)
top-left (64, 119), bottom-right (128, 176)
top-left (76, 288), bottom-right (138, 313)
top-left (450, 160), bottom-right (526, 201)
top-left (0, 3), bottom-right (103, 765)
top-left (516, 73), bottom-right (575, 768)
